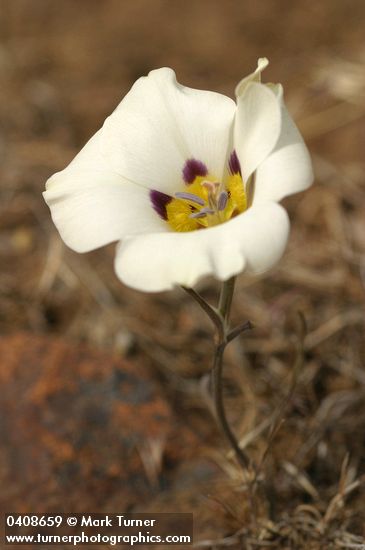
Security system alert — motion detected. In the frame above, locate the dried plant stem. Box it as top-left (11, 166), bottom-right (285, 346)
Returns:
top-left (183, 277), bottom-right (251, 471)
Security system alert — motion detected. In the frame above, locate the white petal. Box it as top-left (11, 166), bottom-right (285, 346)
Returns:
top-left (114, 202), bottom-right (289, 292)
top-left (44, 170), bottom-right (167, 254)
top-left (234, 82), bottom-right (282, 182)
top-left (253, 105), bottom-right (313, 203)
top-left (235, 58), bottom-right (269, 97)
top-left (56, 128), bottom-right (117, 174)
top-left (101, 68), bottom-right (236, 193)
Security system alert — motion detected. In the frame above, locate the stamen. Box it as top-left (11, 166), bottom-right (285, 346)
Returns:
top-left (175, 192), bottom-right (205, 206)
top-left (189, 207), bottom-right (215, 219)
top-left (217, 191), bottom-right (228, 211)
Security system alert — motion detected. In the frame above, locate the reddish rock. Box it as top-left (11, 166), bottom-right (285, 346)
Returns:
top-left (0, 332), bottom-right (178, 513)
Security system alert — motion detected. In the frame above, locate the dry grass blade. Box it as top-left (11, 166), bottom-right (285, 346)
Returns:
top-left (256, 313), bottom-right (307, 475)
top-left (320, 455), bottom-right (364, 530)
top-left (282, 461), bottom-right (320, 501)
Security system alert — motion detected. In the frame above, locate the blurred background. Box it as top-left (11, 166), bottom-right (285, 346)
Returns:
top-left (1, 1), bottom-right (365, 548)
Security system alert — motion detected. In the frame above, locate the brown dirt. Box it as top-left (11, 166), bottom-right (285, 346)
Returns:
top-left (1, 1), bottom-right (365, 548)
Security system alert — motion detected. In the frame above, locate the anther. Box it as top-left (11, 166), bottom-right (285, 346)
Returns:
top-left (217, 191), bottom-right (228, 211)
top-left (189, 207), bottom-right (215, 219)
top-left (175, 192), bottom-right (205, 206)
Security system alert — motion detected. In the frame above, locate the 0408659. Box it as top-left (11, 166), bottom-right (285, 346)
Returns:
top-left (6, 515), bottom-right (63, 527)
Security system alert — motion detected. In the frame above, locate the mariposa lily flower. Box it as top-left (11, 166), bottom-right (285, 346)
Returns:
top-left (44, 59), bottom-right (313, 292)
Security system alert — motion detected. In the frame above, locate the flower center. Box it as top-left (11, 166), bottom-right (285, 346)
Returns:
top-left (166, 170), bottom-right (247, 232)
top-left (150, 152), bottom-right (247, 232)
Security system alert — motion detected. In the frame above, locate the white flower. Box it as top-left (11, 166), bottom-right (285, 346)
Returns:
top-left (44, 58), bottom-right (313, 292)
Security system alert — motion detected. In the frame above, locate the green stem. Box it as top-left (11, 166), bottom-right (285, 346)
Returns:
top-left (181, 286), bottom-right (224, 341)
top-left (213, 277), bottom-right (250, 469)
top-left (212, 341), bottom-right (250, 470)
top-left (181, 277), bottom-right (251, 471)
top-left (227, 320), bottom-right (254, 343)
top-left (218, 276), bottom-right (236, 321)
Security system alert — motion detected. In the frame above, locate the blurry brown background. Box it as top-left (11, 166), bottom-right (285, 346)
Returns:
top-left (1, 1), bottom-right (365, 548)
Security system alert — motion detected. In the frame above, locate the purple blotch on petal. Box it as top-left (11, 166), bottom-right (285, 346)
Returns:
top-left (228, 150), bottom-right (242, 175)
top-left (150, 189), bottom-right (172, 220)
top-left (182, 158), bottom-right (208, 184)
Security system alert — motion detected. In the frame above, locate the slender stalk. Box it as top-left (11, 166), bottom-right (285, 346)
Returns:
top-left (218, 276), bottom-right (236, 320)
top-left (181, 277), bottom-right (251, 471)
top-left (212, 341), bottom-right (250, 469)
top-left (181, 286), bottom-right (224, 341)
top-left (213, 277), bottom-right (250, 469)
top-left (227, 320), bottom-right (254, 343)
